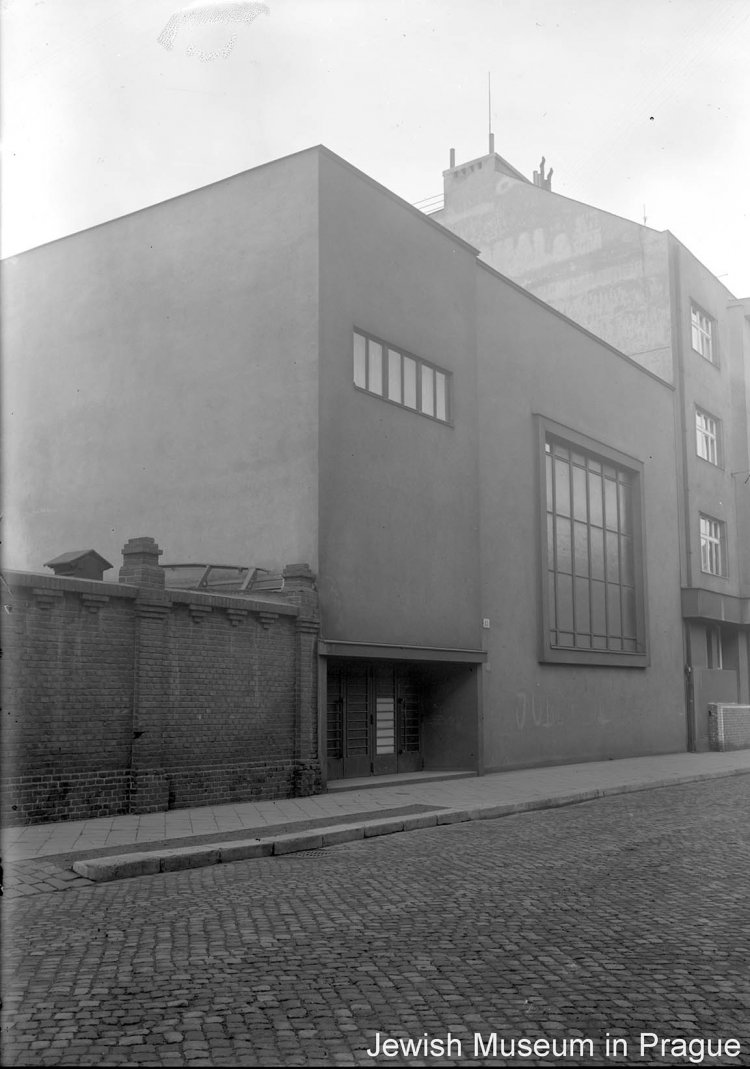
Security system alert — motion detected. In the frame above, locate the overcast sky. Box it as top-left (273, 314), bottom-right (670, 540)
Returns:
top-left (3, 0), bottom-right (749, 294)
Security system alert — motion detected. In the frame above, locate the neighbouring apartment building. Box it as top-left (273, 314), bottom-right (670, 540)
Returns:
top-left (1, 146), bottom-right (697, 818)
top-left (432, 145), bottom-right (750, 750)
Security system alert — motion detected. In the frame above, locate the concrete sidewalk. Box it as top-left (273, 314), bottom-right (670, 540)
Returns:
top-left (3, 751), bottom-right (750, 893)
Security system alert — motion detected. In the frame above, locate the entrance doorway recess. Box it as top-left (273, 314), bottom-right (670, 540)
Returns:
top-left (326, 662), bottom-right (422, 779)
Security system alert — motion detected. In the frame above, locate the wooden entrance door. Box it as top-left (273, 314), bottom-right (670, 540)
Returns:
top-left (327, 662), bottom-right (423, 779)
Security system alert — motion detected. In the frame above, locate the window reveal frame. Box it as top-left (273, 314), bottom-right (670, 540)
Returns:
top-left (699, 514), bottom-right (727, 577)
top-left (536, 416), bottom-right (649, 668)
top-left (353, 329), bottom-right (452, 425)
top-left (695, 406), bottom-right (721, 467)
top-left (690, 302), bottom-right (717, 365)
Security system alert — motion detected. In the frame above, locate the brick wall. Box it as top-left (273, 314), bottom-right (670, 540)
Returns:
top-left (1, 544), bottom-right (322, 825)
top-left (708, 703), bottom-right (750, 752)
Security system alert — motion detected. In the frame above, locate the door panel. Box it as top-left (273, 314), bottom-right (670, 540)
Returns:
top-left (326, 666), bottom-right (344, 780)
top-left (343, 670), bottom-right (371, 777)
top-left (396, 666), bottom-right (423, 773)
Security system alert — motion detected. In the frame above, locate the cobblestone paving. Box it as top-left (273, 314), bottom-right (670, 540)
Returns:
top-left (2, 859), bottom-right (92, 898)
top-left (2, 778), bottom-right (749, 1067)
top-left (2, 805), bottom-right (442, 900)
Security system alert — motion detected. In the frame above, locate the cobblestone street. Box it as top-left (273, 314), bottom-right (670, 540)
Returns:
top-left (2, 777), bottom-right (749, 1067)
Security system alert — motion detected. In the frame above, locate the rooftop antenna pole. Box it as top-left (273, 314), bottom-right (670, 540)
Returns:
top-left (488, 72), bottom-right (495, 154)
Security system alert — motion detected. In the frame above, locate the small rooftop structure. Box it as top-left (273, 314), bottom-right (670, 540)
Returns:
top-left (44, 550), bottom-right (113, 582)
top-left (532, 156), bottom-right (553, 191)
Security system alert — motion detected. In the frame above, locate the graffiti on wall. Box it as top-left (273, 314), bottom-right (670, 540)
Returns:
top-left (512, 688), bottom-right (613, 733)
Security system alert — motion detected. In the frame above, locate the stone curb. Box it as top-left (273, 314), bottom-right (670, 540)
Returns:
top-left (69, 765), bottom-right (750, 884)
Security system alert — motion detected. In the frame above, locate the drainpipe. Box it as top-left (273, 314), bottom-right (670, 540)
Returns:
top-left (668, 238), bottom-right (697, 750)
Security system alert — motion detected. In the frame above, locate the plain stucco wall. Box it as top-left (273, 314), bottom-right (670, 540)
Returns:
top-left (2, 152), bottom-right (320, 573)
top-left (475, 266), bottom-right (687, 769)
top-left (420, 663), bottom-right (481, 771)
top-left (316, 152), bottom-right (483, 651)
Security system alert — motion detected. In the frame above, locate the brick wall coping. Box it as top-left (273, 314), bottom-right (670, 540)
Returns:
top-left (2, 570), bottom-right (137, 599)
top-left (167, 587), bottom-right (297, 616)
top-left (1, 569), bottom-right (298, 617)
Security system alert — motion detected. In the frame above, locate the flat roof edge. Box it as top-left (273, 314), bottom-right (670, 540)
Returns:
top-left (1, 145), bottom-right (328, 261)
top-left (442, 151), bottom-right (531, 185)
top-left (3, 145), bottom-right (480, 262)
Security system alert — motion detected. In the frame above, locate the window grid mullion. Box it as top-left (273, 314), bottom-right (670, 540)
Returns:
top-left (586, 458), bottom-right (594, 647)
top-left (568, 453), bottom-right (576, 644)
top-left (550, 448), bottom-right (559, 642)
top-left (617, 473), bottom-right (624, 642)
top-left (602, 476), bottom-right (610, 649)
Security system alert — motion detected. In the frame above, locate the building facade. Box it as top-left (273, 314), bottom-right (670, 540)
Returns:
top-left (2, 147), bottom-right (690, 807)
top-left (433, 147), bottom-right (750, 749)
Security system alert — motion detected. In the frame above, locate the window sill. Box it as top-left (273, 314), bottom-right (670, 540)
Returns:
top-left (692, 348), bottom-right (720, 368)
top-left (353, 384), bottom-right (454, 427)
top-left (540, 647), bottom-right (649, 668)
top-left (695, 455), bottom-right (723, 470)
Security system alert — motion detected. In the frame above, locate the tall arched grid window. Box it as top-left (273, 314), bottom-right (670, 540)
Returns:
top-left (538, 418), bottom-right (648, 667)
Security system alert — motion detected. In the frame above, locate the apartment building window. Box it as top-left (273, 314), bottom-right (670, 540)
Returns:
top-left (353, 330), bottom-right (451, 423)
top-left (690, 303), bottom-right (715, 363)
top-left (695, 408), bottom-right (721, 466)
top-left (706, 625), bottom-right (723, 669)
top-left (699, 515), bottom-right (727, 577)
top-left (538, 418), bottom-right (647, 667)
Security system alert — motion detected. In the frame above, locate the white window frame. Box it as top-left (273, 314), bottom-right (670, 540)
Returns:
top-left (699, 514), bottom-right (726, 577)
top-left (695, 408), bottom-right (720, 466)
top-left (690, 303), bottom-right (715, 363)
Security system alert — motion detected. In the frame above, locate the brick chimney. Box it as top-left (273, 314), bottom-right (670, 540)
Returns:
top-left (119, 537), bottom-right (165, 589)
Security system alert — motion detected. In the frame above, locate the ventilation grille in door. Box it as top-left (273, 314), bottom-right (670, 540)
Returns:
top-left (398, 672), bottom-right (421, 753)
top-left (326, 669), bottom-right (343, 759)
top-left (346, 674), bottom-right (369, 757)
